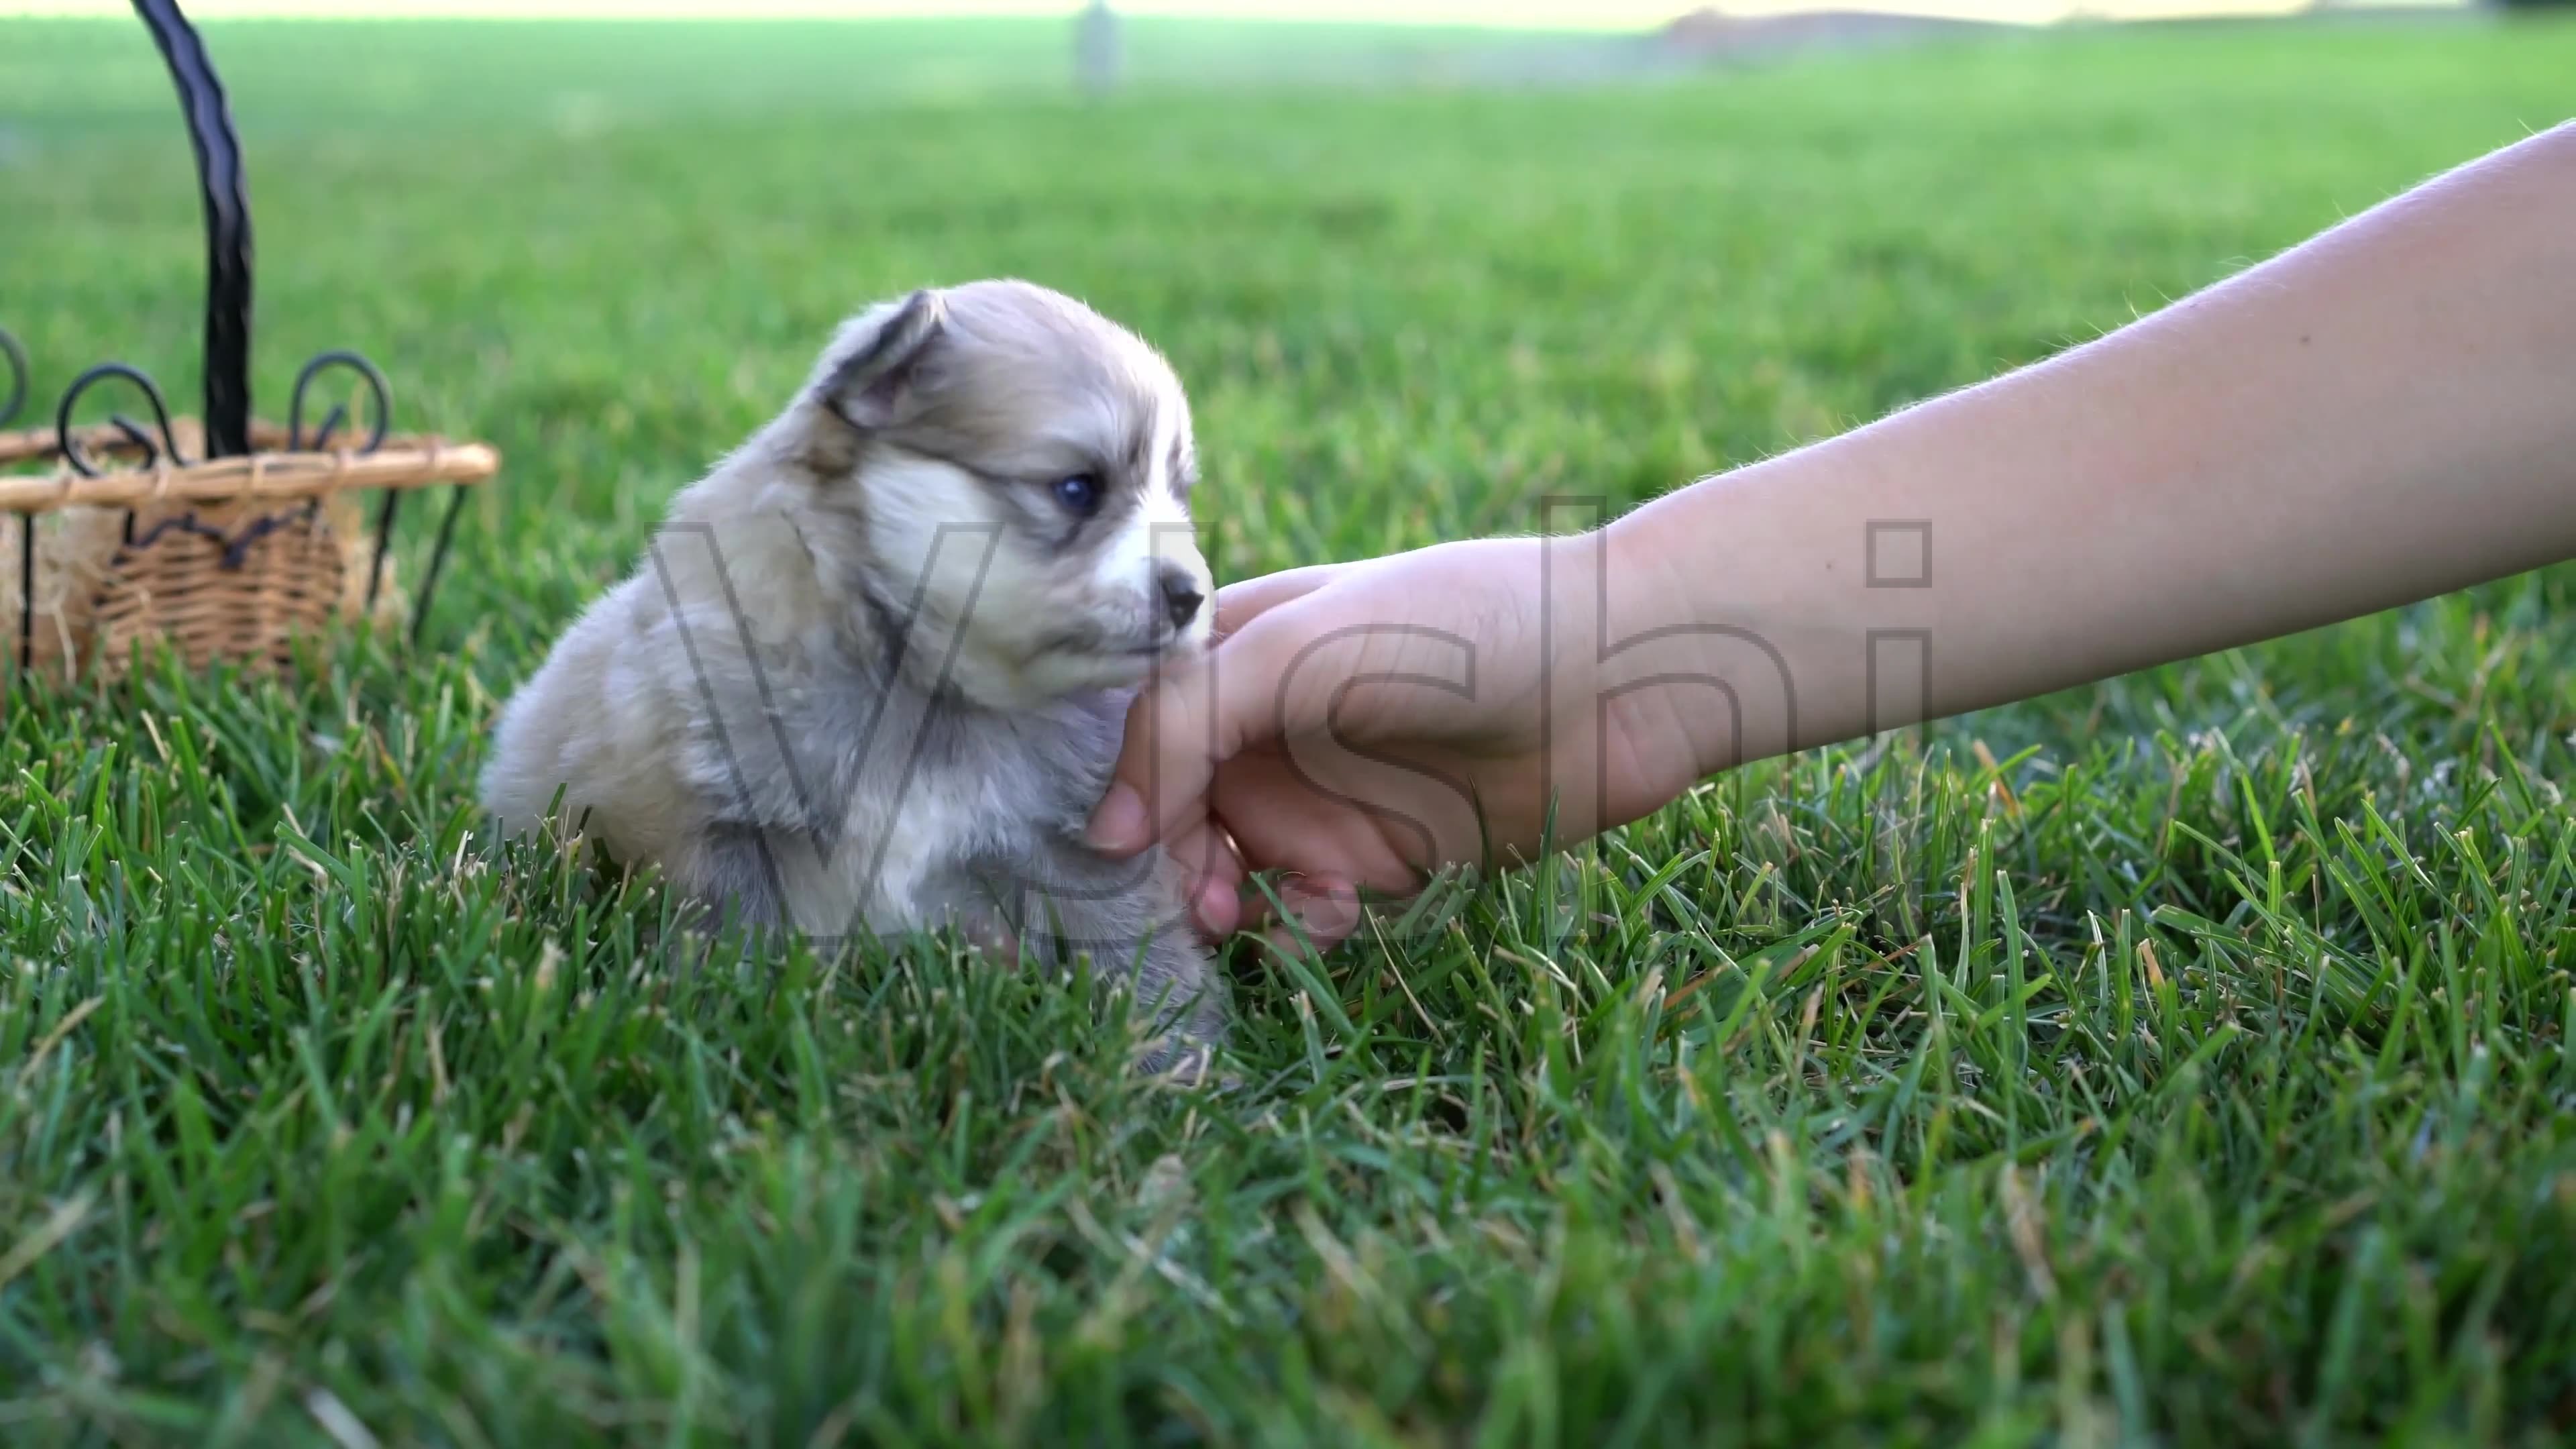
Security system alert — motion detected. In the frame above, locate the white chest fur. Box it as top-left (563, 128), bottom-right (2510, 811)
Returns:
top-left (747, 768), bottom-right (1002, 942)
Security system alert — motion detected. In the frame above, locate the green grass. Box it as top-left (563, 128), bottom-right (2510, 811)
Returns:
top-left (5, 12), bottom-right (2576, 1445)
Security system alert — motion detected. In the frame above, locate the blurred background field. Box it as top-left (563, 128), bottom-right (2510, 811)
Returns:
top-left (6, 9), bottom-right (2565, 670)
top-left (5, 5), bottom-right (2576, 1442)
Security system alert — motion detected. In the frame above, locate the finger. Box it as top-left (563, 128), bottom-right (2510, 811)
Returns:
top-left (1161, 817), bottom-right (1248, 938)
top-left (1197, 876), bottom-right (1245, 941)
top-left (1159, 810), bottom-right (1238, 892)
top-left (1086, 598), bottom-right (1316, 857)
top-left (1258, 875), bottom-right (1362, 959)
top-left (1220, 870), bottom-right (1287, 940)
top-left (1208, 751), bottom-right (1432, 903)
top-left (1210, 563), bottom-right (1339, 641)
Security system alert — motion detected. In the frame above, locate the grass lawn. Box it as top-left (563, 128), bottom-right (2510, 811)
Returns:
top-left (5, 11), bottom-right (2576, 1445)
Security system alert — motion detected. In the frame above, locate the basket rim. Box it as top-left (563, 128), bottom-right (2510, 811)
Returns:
top-left (0, 423), bottom-right (499, 516)
top-left (0, 418), bottom-right (497, 466)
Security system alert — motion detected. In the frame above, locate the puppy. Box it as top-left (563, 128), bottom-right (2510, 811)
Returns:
top-left (478, 280), bottom-right (1226, 1071)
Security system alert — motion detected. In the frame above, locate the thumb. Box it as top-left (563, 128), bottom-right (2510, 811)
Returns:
top-left (1084, 572), bottom-right (1330, 857)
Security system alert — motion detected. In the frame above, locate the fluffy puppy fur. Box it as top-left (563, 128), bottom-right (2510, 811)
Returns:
top-left (478, 280), bottom-right (1226, 1069)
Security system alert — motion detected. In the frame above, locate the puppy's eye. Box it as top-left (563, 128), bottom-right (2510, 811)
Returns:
top-left (1052, 473), bottom-right (1104, 515)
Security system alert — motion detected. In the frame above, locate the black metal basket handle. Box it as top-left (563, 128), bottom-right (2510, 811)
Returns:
top-left (136, 0), bottom-right (254, 460)
top-left (0, 328), bottom-right (26, 430)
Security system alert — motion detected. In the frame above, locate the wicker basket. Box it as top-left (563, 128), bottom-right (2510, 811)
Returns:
top-left (0, 418), bottom-right (498, 684)
top-left (0, 0), bottom-right (502, 690)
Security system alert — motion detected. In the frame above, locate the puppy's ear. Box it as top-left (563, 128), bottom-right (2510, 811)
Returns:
top-left (816, 288), bottom-right (945, 431)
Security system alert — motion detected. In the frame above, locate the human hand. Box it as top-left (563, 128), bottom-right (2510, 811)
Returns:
top-left (1081, 529), bottom-right (1722, 953)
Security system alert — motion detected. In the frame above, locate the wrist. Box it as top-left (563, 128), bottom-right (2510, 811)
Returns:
top-left (1593, 502), bottom-right (1741, 784)
top-left (1595, 468), bottom-right (1836, 781)
top-left (1601, 502), bottom-right (1690, 639)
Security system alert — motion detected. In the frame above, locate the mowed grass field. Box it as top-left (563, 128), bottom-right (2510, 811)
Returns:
top-left (5, 13), bottom-right (2576, 1444)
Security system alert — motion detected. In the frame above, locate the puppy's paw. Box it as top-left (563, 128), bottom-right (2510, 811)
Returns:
top-left (956, 912), bottom-right (1023, 962)
top-left (1133, 1036), bottom-right (1239, 1091)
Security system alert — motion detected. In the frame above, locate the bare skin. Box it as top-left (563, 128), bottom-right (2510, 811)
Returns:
top-left (1085, 120), bottom-right (2576, 951)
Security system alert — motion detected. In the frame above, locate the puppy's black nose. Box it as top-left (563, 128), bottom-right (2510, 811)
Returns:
top-left (1158, 567), bottom-right (1205, 630)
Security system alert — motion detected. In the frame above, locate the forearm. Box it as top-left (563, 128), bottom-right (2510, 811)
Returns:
top-left (1607, 121), bottom-right (2576, 773)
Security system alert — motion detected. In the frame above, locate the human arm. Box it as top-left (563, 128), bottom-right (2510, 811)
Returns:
top-left (1087, 120), bottom-right (2576, 947)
